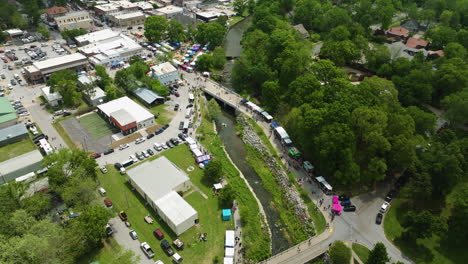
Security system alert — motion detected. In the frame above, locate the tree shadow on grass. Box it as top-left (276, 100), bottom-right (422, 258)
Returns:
top-left (394, 235), bottom-right (434, 263)
top-left (437, 233), bottom-right (468, 264)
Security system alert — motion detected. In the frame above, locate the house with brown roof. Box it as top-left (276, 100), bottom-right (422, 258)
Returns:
top-left (386, 27), bottom-right (409, 39)
top-left (405, 37), bottom-right (429, 49)
top-left (46, 6), bottom-right (68, 21)
top-left (428, 50), bottom-right (444, 59)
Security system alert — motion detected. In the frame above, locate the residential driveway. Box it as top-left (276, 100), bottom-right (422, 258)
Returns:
top-left (108, 217), bottom-right (155, 264)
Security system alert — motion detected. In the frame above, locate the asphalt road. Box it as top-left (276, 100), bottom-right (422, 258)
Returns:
top-left (108, 217), bottom-right (156, 264)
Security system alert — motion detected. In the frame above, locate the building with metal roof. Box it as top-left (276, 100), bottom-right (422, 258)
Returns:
top-left (97, 96), bottom-right (154, 135)
top-left (0, 123), bottom-right (28, 147)
top-left (24, 53), bottom-right (89, 84)
top-left (127, 156), bottom-right (197, 235)
top-left (151, 62), bottom-right (179, 85)
top-left (0, 150), bottom-right (43, 183)
top-left (75, 29), bottom-right (120, 46)
top-left (0, 98), bottom-right (17, 129)
top-left (133, 88), bottom-right (164, 107)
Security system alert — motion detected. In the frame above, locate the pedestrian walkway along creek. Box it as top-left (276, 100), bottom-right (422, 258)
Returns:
top-left (215, 108), bottom-right (292, 254)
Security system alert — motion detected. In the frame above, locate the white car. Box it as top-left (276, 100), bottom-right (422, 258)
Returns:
top-left (129, 230), bottom-right (138, 240)
top-left (380, 202), bottom-right (390, 213)
top-left (154, 261), bottom-right (164, 264)
top-left (154, 143), bottom-right (162, 151)
top-left (161, 143), bottom-right (168, 150)
top-left (119, 144), bottom-right (130, 150)
top-left (143, 151), bottom-right (149, 158)
top-left (135, 138), bottom-right (145, 144)
top-left (100, 167), bottom-right (108, 174)
top-left (130, 154), bottom-right (138, 162)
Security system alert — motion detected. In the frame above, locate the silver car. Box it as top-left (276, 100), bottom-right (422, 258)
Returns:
top-left (129, 230), bottom-right (138, 240)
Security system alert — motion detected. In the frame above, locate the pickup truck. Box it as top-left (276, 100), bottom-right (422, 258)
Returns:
top-left (140, 242), bottom-right (155, 258)
top-left (161, 240), bottom-right (174, 256)
top-left (119, 211), bottom-right (128, 221)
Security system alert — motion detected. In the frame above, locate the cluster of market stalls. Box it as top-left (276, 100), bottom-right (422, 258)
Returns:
top-left (240, 98), bottom-right (334, 195)
top-left (174, 44), bottom-right (210, 72)
top-left (186, 137), bottom-right (212, 168)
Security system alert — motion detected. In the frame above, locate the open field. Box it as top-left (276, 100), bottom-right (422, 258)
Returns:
top-left (96, 145), bottom-right (233, 264)
top-left (79, 113), bottom-right (117, 139)
top-left (0, 138), bottom-right (36, 162)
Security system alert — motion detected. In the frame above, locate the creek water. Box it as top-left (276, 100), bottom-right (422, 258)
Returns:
top-left (215, 108), bottom-right (292, 254)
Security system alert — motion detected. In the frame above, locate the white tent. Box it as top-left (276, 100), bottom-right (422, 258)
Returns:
top-left (225, 247), bottom-right (235, 257)
top-left (223, 257), bottom-right (234, 264)
top-left (213, 183), bottom-right (223, 190)
top-left (192, 148), bottom-right (203, 157)
top-left (225, 230), bottom-right (235, 248)
top-left (186, 137), bottom-right (196, 145)
top-left (189, 144), bottom-right (198, 150)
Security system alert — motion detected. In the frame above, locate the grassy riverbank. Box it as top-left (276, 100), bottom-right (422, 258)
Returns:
top-left (245, 117), bottom-right (327, 234)
top-left (196, 98), bottom-right (271, 261)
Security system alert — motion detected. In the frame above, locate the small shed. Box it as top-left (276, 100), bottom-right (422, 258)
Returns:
top-left (222, 209), bottom-right (232, 221)
top-left (213, 183), bottom-right (223, 191)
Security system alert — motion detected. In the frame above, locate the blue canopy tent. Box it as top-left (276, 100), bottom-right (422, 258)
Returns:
top-left (222, 209), bottom-right (232, 221)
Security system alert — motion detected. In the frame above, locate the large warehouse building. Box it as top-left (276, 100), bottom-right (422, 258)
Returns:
top-left (23, 53), bottom-right (89, 84)
top-left (0, 150), bottom-right (43, 183)
top-left (127, 156), bottom-right (198, 235)
top-left (97, 96), bottom-right (154, 135)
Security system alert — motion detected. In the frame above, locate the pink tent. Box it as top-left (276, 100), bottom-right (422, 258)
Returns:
top-left (333, 196), bottom-right (339, 204)
top-left (333, 203), bottom-right (342, 212)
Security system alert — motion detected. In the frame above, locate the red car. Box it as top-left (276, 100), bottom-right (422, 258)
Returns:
top-left (174, 92), bottom-right (180, 97)
top-left (91, 153), bottom-right (102, 159)
top-left (0, 50), bottom-right (4, 53)
top-left (154, 229), bottom-right (164, 240)
top-left (104, 198), bottom-right (113, 207)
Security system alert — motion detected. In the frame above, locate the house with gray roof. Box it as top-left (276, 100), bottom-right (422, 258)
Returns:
top-left (0, 124), bottom-right (28, 147)
top-left (133, 88), bottom-right (164, 107)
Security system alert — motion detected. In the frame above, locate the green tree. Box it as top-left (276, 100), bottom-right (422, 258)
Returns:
top-left (167, 20), bottom-right (186, 43)
top-left (405, 106), bottom-right (436, 136)
top-left (212, 47), bottom-right (227, 70)
top-left (329, 241), bottom-right (352, 264)
top-left (61, 177), bottom-right (98, 209)
top-left (310, 60), bottom-right (346, 84)
top-left (233, 0), bottom-right (247, 15)
top-left (196, 22), bottom-right (227, 49)
top-left (219, 184), bottom-right (236, 207)
top-left (43, 148), bottom-right (98, 189)
top-left (261, 81), bottom-right (281, 112)
top-left (444, 42), bottom-right (467, 59)
top-left (66, 205), bottom-right (111, 256)
top-left (61, 29), bottom-right (87, 40)
top-left (402, 210), bottom-right (447, 240)
top-left (447, 184), bottom-right (468, 244)
top-left (320, 40), bottom-right (360, 66)
top-left (196, 54), bottom-right (213, 71)
top-left (95, 65), bottom-right (112, 89)
top-left (328, 26), bottom-right (351, 41)
top-left (366, 242), bottom-right (390, 264)
top-left (144, 16), bottom-right (168, 43)
top-left (37, 24), bottom-right (50, 39)
top-left (442, 87), bottom-right (468, 124)
top-left (22, 0), bottom-right (40, 25)
top-left (207, 98), bottom-right (222, 121)
top-left (129, 55), bottom-right (143, 65)
top-left (204, 160), bottom-right (223, 183)
top-left (104, 84), bottom-right (119, 100)
top-left (365, 45), bottom-right (391, 72)
top-left (21, 192), bottom-right (52, 218)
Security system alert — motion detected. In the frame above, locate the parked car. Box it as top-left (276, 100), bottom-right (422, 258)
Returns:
top-left (130, 154), bottom-right (138, 162)
top-left (340, 200), bottom-right (351, 206)
top-left (114, 163), bottom-right (123, 170)
top-left (170, 138), bottom-right (179, 146)
top-left (10, 79), bottom-right (16, 85)
top-left (178, 133), bottom-right (187, 141)
top-left (385, 190), bottom-right (397, 203)
top-left (174, 92), bottom-right (180, 97)
top-left (162, 124), bottom-right (169, 130)
top-left (119, 211), bottom-right (128, 221)
top-left (91, 153), bottom-right (102, 159)
top-left (135, 137), bottom-right (145, 144)
top-left (380, 202), bottom-right (390, 213)
top-left (154, 143), bottom-right (162, 151)
top-left (155, 128), bottom-right (163, 135)
top-left (147, 133), bottom-right (154, 139)
top-left (143, 151), bottom-right (150, 158)
top-left (104, 198), bottom-right (113, 207)
top-left (129, 230), bottom-right (138, 240)
top-left (119, 144), bottom-right (130, 150)
top-left (106, 224), bottom-right (113, 236)
top-left (137, 152), bottom-right (145, 160)
top-left (174, 104), bottom-right (179, 111)
top-left (141, 242), bottom-right (155, 258)
top-left (103, 148), bottom-right (114, 155)
top-left (100, 166), bottom-right (108, 174)
top-left (154, 229), bottom-right (164, 240)
top-left (161, 240), bottom-right (174, 256)
top-left (147, 149), bottom-right (154, 155)
top-left (376, 213), bottom-right (383, 225)
top-left (166, 141), bottom-right (174, 148)
top-left (343, 205), bottom-right (356, 212)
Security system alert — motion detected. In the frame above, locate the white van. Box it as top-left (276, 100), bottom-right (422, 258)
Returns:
top-left (173, 253), bottom-right (183, 263)
top-left (98, 187), bottom-right (107, 196)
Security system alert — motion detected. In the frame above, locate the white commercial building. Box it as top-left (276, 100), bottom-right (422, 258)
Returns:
top-left (134, 1), bottom-right (154, 11)
top-left (77, 30), bottom-right (144, 66)
top-left (24, 53), bottom-right (89, 84)
top-left (41, 86), bottom-right (63, 107)
top-left (151, 62), bottom-right (179, 85)
top-left (97, 96), bottom-right (154, 135)
top-left (155, 5), bottom-right (183, 19)
top-left (127, 156), bottom-right (198, 235)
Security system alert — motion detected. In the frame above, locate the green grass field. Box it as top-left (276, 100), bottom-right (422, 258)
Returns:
top-left (95, 146), bottom-right (233, 264)
top-left (352, 243), bottom-right (370, 263)
top-left (78, 237), bottom-right (139, 264)
top-left (79, 113), bottom-right (117, 139)
top-left (0, 138), bottom-right (36, 162)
